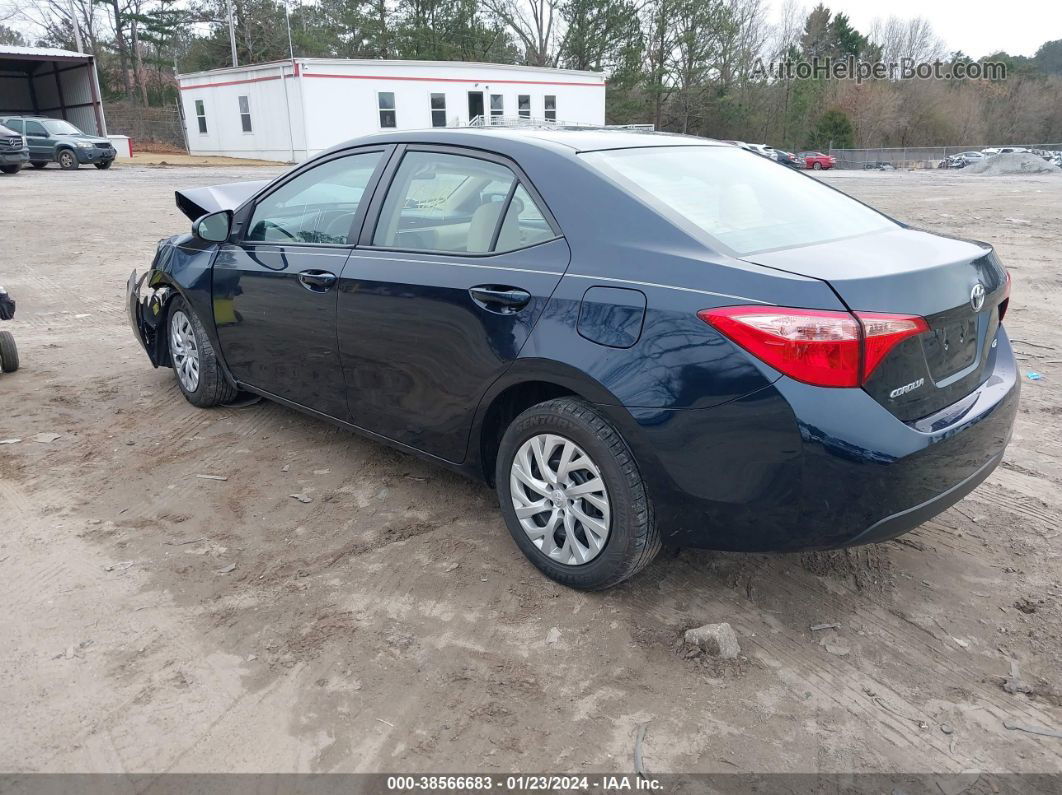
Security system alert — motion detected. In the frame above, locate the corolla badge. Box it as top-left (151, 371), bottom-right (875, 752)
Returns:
top-left (970, 282), bottom-right (986, 312)
top-left (889, 378), bottom-right (924, 399)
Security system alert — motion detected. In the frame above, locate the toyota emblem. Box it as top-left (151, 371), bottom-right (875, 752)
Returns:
top-left (970, 282), bottom-right (986, 312)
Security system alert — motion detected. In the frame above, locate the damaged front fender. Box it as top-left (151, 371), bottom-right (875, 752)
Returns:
top-left (127, 269), bottom-right (172, 367)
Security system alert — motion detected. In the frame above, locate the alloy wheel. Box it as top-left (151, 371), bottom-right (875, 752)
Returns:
top-left (509, 433), bottom-right (611, 566)
top-left (169, 310), bottom-right (200, 392)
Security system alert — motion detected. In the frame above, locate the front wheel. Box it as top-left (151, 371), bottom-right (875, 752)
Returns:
top-left (57, 150), bottom-right (79, 170)
top-left (496, 398), bottom-right (659, 590)
top-left (812, 162), bottom-right (823, 170)
top-left (167, 296), bottom-right (237, 407)
top-left (0, 164), bottom-right (21, 174)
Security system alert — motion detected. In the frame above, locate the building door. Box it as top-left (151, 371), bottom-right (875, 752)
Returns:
top-left (467, 91), bottom-right (485, 124)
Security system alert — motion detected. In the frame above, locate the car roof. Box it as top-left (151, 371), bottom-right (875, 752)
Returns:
top-left (347, 127), bottom-right (726, 154)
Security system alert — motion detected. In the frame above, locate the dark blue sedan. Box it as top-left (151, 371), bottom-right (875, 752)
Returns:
top-left (128, 129), bottom-right (1018, 590)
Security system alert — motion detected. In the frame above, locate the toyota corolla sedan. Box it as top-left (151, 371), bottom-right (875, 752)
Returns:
top-left (128, 129), bottom-right (1018, 590)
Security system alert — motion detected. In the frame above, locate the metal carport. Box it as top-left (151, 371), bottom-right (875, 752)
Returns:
top-left (0, 45), bottom-right (106, 135)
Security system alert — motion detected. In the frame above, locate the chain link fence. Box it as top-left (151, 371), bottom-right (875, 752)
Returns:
top-left (828, 143), bottom-right (1062, 170)
top-left (103, 102), bottom-right (188, 152)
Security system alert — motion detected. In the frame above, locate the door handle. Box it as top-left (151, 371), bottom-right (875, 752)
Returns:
top-left (469, 286), bottom-right (531, 313)
top-left (297, 270), bottom-right (337, 292)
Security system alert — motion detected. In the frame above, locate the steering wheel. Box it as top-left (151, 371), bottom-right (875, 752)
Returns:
top-left (261, 219), bottom-right (299, 242)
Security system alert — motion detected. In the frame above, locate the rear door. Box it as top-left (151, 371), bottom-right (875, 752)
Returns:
top-left (337, 145), bottom-right (569, 461)
top-left (22, 120), bottom-right (51, 161)
top-left (213, 147), bottom-right (389, 418)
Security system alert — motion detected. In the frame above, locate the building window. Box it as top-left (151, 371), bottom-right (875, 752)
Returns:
top-left (194, 99), bottom-right (207, 134)
top-left (378, 92), bottom-right (396, 128)
top-left (490, 94), bottom-right (504, 124)
top-left (518, 95), bottom-right (531, 119)
top-left (430, 93), bottom-right (447, 128)
top-left (238, 95), bottom-right (252, 132)
top-left (544, 95), bottom-right (556, 122)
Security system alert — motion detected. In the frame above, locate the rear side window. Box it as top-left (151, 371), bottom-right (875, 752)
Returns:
top-left (247, 151), bottom-right (382, 245)
top-left (582, 146), bottom-right (896, 256)
top-left (3, 119), bottom-right (23, 134)
top-left (25, 121), bottom-right (46, 136)
top-left (372, 151), bottom-right (554, 254)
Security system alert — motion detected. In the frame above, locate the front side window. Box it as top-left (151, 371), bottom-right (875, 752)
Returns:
top-left (238, 95), bottom-right (252, 132)
top-left (582, 146), bottom-right (896, 256)
top-left (194, 99), bottom-right (207, 134)
top-left (544, 95), bottom-right (556, 122)
top-left (490, 94), bottom-right (504, 124)
top-left (247, 151), bottom-right (382, 245)
top-left (42, 119), bottom-right (83, 135)
top-left (430, 93), bottom-right (447, 128)
top-left (378, 92), bottom-right (396, 128)
top-left (518, 95), bottom-right (531, 119)
top-left (373, 151), bottom-right (523, 253)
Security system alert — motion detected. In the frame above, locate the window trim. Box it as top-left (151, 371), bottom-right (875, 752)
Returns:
top-left (238, 95), bottom-right (253, 133)
top-left (234, 145), bottom-right (396, 249)
top-left (194, 99), bottom-right (207, 135)
top-left (429, 92), bottom-right (447, 128)
top-left (544, 95), bottom-right (557, 122)
top-left (357, 143), bottom-right (562, 259)
top-left (377, 91), bottom-right (397, 129)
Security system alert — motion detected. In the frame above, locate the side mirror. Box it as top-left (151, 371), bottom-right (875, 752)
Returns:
top-left (193, 210), bottom-right (232, 242)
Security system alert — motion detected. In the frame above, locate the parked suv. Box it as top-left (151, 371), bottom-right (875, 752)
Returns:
top-left (0, 116), bottom-right (115, 170)
top-left (0, 123), bottom-right (29, 174)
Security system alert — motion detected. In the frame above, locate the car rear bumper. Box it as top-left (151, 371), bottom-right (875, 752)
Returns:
top-left (613, 326), bottom-right (1019, 551)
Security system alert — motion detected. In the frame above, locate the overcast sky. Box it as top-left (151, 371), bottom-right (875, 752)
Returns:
top-left (789, 0), bottom-right (1061, 58)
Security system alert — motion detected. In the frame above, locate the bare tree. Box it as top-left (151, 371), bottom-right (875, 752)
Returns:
top-left (482, 0), bottom-right (559, 65)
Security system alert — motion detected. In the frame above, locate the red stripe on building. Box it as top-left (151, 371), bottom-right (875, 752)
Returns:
top-left (179, 74), bottom-right (286, 90)
top-left (301, 72), bottom-right (603, 87)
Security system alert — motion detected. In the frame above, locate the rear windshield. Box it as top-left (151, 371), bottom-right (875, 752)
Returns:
top-left (581, 146), bottom-right (896, 256)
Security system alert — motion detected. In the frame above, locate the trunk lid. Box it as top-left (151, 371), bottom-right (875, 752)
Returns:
top-left (746, 228), bottom-right (1008, 421)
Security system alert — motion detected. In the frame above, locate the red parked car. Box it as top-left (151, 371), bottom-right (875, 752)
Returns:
top-left (800, 151), bottom-right (836, 170)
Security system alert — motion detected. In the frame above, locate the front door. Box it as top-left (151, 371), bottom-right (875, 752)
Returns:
top-left (22, 119), bottom-right (51, 161)
top-left (337, 146), bottom-right (569, 461)
top-left (213, 148), bottom-right (387, 418)
top-left (467, 92), bottom-right (485, 124)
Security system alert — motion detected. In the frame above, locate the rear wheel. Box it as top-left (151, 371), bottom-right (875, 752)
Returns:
top-left (30, 161), bottom-right (47, 169)
top-left (0, 330), bottom-right (18, 372)
top-left (0, 164), bottom-right (20, 174)
top-left (57, 150), bottom-right (78, 170)
top-left (167, 296), bottom-right (237, 407)
top-left (813, 162), bottom-right (823, 170)
top-left (496, 397), bottom-right (659, 590)
top-left (94, 160), bottom-right (112, 170)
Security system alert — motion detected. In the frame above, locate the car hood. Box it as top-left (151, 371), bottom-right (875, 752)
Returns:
top-left (175, 180), bottom-right (269, 221)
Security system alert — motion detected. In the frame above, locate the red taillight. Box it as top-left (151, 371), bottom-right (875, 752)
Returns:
top-left (698, 306), bottom-right (928, 388)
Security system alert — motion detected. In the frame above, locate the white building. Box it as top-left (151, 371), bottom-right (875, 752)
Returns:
top-left (176, 58), bottom-right (607, 162)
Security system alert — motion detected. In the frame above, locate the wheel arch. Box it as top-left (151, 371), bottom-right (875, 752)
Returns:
top-left (469, 359), bottom-right (631, 485)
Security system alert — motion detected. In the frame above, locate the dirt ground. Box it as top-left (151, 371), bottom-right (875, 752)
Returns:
top-left (1, 165), bottom-right (1061, 775)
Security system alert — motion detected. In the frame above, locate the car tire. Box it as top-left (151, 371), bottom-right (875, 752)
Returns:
top-left (813, 162), bottom-right (823, 170)
top-left (496, 397), bottom-right (660, 590)
top-left (0, 164), bottom-right (20, 174)
top-left (166, 296), bottom-right (237, 408)
top-left (95, 160), bottom-right (112, 170)
top-left (57, 150), bottom-right (79, 170)
top-left (0, 330), bottom-right (19, 373)
top-left (30, 161), bottom-right (47, 169)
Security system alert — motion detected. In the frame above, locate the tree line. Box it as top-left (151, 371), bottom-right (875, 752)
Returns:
top-left (3, 0), bottom-right (1062, 150)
